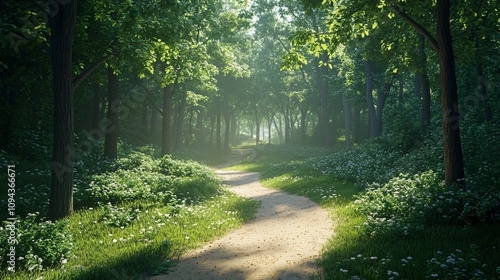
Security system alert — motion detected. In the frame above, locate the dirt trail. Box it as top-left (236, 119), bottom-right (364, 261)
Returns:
top-left (150, 150), bottom-right (333, 280)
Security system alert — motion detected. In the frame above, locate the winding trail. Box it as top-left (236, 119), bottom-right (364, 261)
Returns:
top-left (150, 151), bottom-right (333, 280)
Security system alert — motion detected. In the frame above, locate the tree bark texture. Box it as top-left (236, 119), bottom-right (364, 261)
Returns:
top-left (436, 0), bottom-right (465, 185)
top-left (216, 113), bottom-right (222, 151)
top-left (104, 67), bottom-right (119, 160)
top-left (342, 93), bottom-right (352, 148)
top-left (49, 0), bottom-right (77, 221)
top-left (224, 113), bottom-right (231, 152)
top-left (161, 84), bottom-right (174, 156)
top-left (364, 61), bottom-right (380, 137)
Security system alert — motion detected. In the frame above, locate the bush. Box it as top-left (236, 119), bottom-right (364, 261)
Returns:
top-left (85, 170), bottom-right (177, 205)
top-left (426, 245), bottom-right (491, 279)
top-left (0, 213), bottom-right (73, 273)
top-left (354, 171), bottom-right (447, 236)
top-left (159, 155), bottom-right (216, 180)
top-left (354, 171), bottom-right (500, 236)
top-left (101, 203), bottom-right (141, 228)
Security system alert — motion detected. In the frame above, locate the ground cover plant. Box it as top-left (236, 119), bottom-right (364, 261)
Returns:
top-left (0, 147), bottom-right (258, 279)
top-left (230, 122), bottom-right (500, 279)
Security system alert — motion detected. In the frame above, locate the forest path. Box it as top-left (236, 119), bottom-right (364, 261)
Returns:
top-left (150, 149), bottom-right (333, 280)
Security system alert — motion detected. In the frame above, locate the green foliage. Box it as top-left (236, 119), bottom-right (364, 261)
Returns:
top-left (101, 203), bottom-right (140, 228)
top-left (354, 171), bottom-right (448, 236)
top-left (86, 169), bottom-right (176, 205)
top-left (426, 245), bottom-right (490, 279)
top-left (231, 144), bottom-right (500, 279)
top-left (382, 99), bottom-right (425, 153)
top-left (0, 213), bottom-right (73, 272)
top-left (159, 155), bottom-right (216, 180)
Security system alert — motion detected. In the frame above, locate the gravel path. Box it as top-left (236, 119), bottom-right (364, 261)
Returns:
top-left (150, 152), bottom-right (333, 280)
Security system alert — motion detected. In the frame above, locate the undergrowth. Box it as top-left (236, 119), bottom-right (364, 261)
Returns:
top-left (231, 120), bottom-right (500, 279)
top-left (0, 146), bottom-right (258, 279)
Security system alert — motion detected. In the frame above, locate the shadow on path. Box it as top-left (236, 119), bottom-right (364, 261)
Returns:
top-left (149, 150), bottom-right (332, 280)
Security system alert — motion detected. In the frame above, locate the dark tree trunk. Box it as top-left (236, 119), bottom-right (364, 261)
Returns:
top-left (92, 82), bottom-right (101, 133)
top-left (476, 62), bottom-right (493, 122)
top-left (377, 80), bottom-right (391, 134)
top-left (268, 119), bottom-right (272, 144)
top-left (419, 34), bottom-right (431, 128)
top-left (414, 73), bottom-right (422, 98)
top-left (255, 119), bottom-right (261, 146)
top-left (365, 61), bottom-right (379, 137)
top-left (174, 92), bottom-right (187, 150)
top-left (224, 113), bottom-right (231, 152)
top-left (353, 103), bottom-right (361, 144)
top-left (161, 84), bottom-right (174, 156)
top-left (437, 0), bottom-right (465, 186)
top-left (104, 67), bottom-right (119, 160)
top-left (48, 0), bottom-right (77, 221)
top-left (150, 104), bottom-right (157, 138)
top-left (216, 113), bottom-right (222, 152)
top-left (195, 110), bottom-right (203, 143)
top-left (273, 117), bottom-right (283, 144)
top-left (209, 113), bottom-right (215, 145)
top-left (300, 108), bottom-right (307, 144)
top-left (342, 93), bottom-right (352, 148)
top-left (187, 109), bottom-right (194, 145)
top-left (422, 73), bottom-right (431, 128)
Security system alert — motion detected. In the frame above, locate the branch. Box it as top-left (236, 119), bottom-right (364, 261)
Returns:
top-left (73, 51), bottom-right (114, 90)
top-left (392, 5), bottom-right (439, 52)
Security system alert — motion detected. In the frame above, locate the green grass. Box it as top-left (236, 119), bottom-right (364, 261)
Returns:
top-left (230, 145), bottom-right (500, 280)
top-left (0, 149), bottom-right (259, 280)
top-left (1, 190), bottom-right (258, 280)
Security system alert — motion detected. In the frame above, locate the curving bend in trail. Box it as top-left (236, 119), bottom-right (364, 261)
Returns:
top-left (150, 159), bottom-right (333, 280)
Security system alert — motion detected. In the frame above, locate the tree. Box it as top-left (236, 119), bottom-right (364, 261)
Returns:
top-left (48, 0), bottom-right (77, 220)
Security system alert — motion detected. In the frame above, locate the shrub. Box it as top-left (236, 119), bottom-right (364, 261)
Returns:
top-left (159, 155), bottom-right (216, 180)
top-left (85, 170), bottom-right (176, 205)
top-left (354, 171), bottom-right (447, 236)
top-left (101, 203), bottom-right (141, 228)
top-left (354, 171), bottom-right (500, 236)
top-left (426, 245), bottom-right (490, 279)
top-left (0, 213), bottom-right (73, 273)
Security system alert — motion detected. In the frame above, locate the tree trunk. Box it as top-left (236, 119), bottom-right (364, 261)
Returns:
top-left (353, 103), bottom-right (361, 144)
top-left (476, 62), bottom-right (492, 122)
top-left (268, 119), bottom-right (272, 144)
top-left (255, 119), bottom-right (261, 145)
top-left (414, 73), bottom-right (422, 98)
top-left (437, 0), bottom-right (465, 186)
top-left (195, 110), bottom-right (203, 143)
top-left (365, 61), bottom-right (380, 137)
top-left (209, 113), bottom-right (215, 145)
top-left (273, 117), bottom-right (283, 144)
top-left (224, 113), bottom-right (231, 152)
top-left (92, 82), bottom-right (101, 133)
top-left (342, 93), bottom-right (352, 148)
top-left (422, 73), bottom-right (431, 128)
top-left (161, 84), bottom-right (174, 156)
top-left (419, 34), bottom-right (431, 128)
top-left (104, 67), bottom-right (119, 160)
top-left (48, 0), bottom-right (77, 221)
top-left (216, 113), bottom-right (222, 152)
top-left (376, 80), bottom-right (391, 135)
top-left (150, 104), bottom-right (157, 139)
top-left (174, 91), bottom-right (187, 150)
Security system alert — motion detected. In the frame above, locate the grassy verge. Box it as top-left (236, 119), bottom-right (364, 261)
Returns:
top-left (230, 145), bottom-right (500, 280)
top-left (0, 149), bottom-right (258, 279)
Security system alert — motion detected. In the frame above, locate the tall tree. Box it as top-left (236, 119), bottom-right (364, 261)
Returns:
top-left (48, 0), bottom-right (77, 220)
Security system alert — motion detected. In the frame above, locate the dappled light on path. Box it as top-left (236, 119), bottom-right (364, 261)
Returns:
top-left (150, 169), bottom-right (333, 280)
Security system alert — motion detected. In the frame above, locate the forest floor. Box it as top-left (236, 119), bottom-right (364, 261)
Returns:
top-left (149, 149), bottom-right (333, 280)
